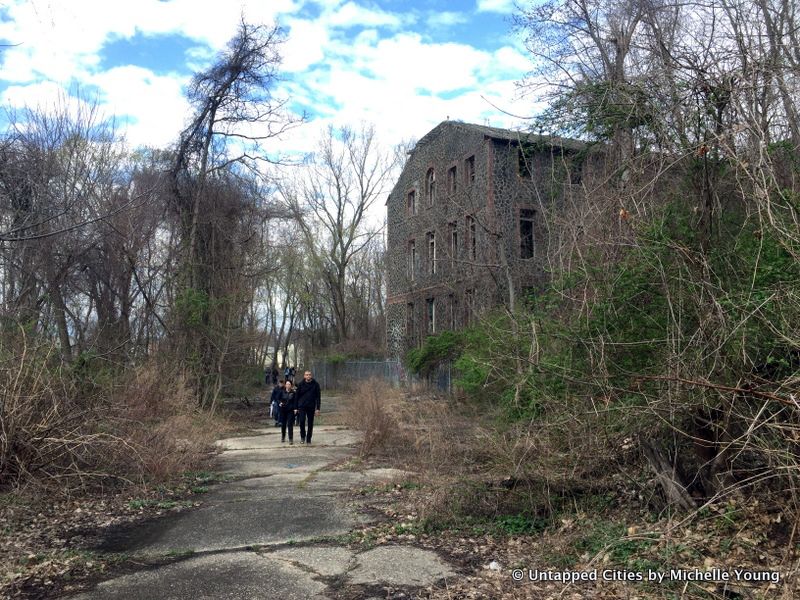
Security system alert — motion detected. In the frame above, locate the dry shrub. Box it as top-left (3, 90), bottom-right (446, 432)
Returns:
top-left (108, 364), bottom-right (228, 483)
top-left (343, 378), bottom-right (501, 524)
top-left (352, 383), bottom-right (622, 527)
top-left (344, 378), bottom-right (406, 456)
top-left (343, 377), bottom-right (486, 463)
top-left (0, 331), bottom-right (230, 494)
top-left (0, 333), bottom-right (108, 491)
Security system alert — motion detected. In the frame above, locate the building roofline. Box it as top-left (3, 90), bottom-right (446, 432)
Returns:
top-left (412, 120), bottom-right (586, 155)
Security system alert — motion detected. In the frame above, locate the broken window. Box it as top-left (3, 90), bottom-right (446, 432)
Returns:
top-left (408, 239), bottom-right (416, 280)
top-left (518, 142), bottom-right (535, 178)
top-left (449, 222), bottom-right (458, 267)
top-left (427, 231), bottom-right (436, 275)
top-left (447, 165), bottom-right (457, 194)
top-left (407, 190), bottom-right (416, 215)
top-left (465, 155), bottom-right (475, 185)
top-left (426, 168), bottom-right (436, 205)
top-left (464, 289), bottom-right (475, 325)
top-left (406, 302), bottom-right (415, 340)
top-left (520, 208), bottom-right (535, 259)
top-left (466, 215), bottom-right (477, 261)
top-left (426, 297), bottom-right (435, 334)
top-left (449, 293), bottom-right (458, 330)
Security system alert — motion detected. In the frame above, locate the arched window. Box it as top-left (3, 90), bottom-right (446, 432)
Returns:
top-left (426, 168), bottom-right (435, 205)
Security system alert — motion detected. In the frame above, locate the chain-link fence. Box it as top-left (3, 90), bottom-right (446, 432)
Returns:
top-left (309, 359), bottom-right (453, 393)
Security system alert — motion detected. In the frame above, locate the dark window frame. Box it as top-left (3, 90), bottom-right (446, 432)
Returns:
top-left (466, 214), bottom-right (477, 262)
top-left (519, 207), bottom-right (535, 259)
top-left (464, 155), bottom-right (475, 186)
top-left (448, 222), bottom-right (458, 268)
top-left (408, 239), bottom-right (417, 280)
top-left (406, 189), bottom-right (417, 216)
top-left (447, 164), bottom-right (457, 194)
top-left (426, 168), bottom-right (436, 206)
top-left (426, 231), bottom-right (436, 275)
top-left (426, 297), bottom-right (436, 334)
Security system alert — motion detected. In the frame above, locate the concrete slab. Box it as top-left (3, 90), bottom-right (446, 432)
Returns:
top-left (75, 412), bottom-right (456, 600)
top-left (348, 546), bottom-right (456, 587)
top-left (270, 546), bottom-right (356, 577)
top-left (217, 426), bottom-right (360, 451)
top-left (217, 446), bottom-right (355, 478)
top-left (68, 551), bottom-right (327, 600)
top-left (298, 471), bottom-right (371, 493)
top-left (216, 433), bottom-right (280, 451)
top-left (210, 473), bottom-right (309, 496)
top-left (97, 491), bottom-right (369, 554)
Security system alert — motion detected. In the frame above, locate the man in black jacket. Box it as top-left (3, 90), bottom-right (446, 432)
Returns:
top-left (295, 370), bottom-right (321, 444)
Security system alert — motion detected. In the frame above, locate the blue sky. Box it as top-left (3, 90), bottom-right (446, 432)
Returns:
top-left (0, 0), bottom-right (536, 154)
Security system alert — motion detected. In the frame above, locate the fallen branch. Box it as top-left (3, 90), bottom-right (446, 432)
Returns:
top-left (639, 375), bottom-right (797, 407)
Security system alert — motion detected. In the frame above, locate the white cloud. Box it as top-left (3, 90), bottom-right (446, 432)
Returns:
top-left (0, 0), bottom-right (533, 159)
top-left (1, 80), bottom-right (90, 114)
top-left (476, 0), bottom-right (516, 14)
top-left (326, 2), bottom-right (406, 28)
top-left (427, 11), bottom-right (470, 28)
top-left (87, 66), bottom-right (191, 147)
top-left (282, 18), bottom-right (330, 72)
top-left (278, 26), bottom-right (532, 157)
top-left (487, 46), bottom-right (532, 77)
top-left (0, 0), bottom-right (299, 85)
top-left (359, 33), bottom-right (489, 93)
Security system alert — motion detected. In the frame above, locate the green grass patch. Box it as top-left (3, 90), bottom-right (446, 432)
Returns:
top-left (572, 520), bottom-right (658, 564)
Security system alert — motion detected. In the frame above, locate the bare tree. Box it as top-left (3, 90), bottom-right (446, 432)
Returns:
top-left (0, 100), bottom-right (129, 361)
top-left (168, 20), bottom-right (299, 408)
top-left (279, 124), bottom-right (396, 343)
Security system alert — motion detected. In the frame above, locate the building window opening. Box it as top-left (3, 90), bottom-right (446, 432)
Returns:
top-left (569, 156), bottom-right (583, 185)
top-left (449, 222), bottom-right (458, 267)
top-left (465, 155), bottom-right (475, 185)
top-left (447, 165), bottom-right (457, 194)
top-left (518, 142), bottom-right (536, 178)
top-left (407, 190), bottom-right (416, 215)
top-left (426, 297), bottom-right (435, 334)
top-left (449, 294), bottom-right (458, 330)
top-left (464, 289), bottom-right (475, 325)
top-left (520, 208), bottom-right (535, 259)
top-left (408, 239), bottom-right (416, 280)
top-left (466, 215), bottom-right (477, 261)
top-left (426, 168), bottom-right (436, 205)
top-left (427, 231), bottom-right (436, 275)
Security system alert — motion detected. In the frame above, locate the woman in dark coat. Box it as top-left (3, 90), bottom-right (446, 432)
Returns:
top-left (278, 380), bottom-right (297, 444)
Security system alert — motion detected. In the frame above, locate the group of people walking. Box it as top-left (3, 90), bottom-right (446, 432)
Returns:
top-left (269, 370), bottom-right (321, 445)
top-left (267, 365), bottom-right (297, 386)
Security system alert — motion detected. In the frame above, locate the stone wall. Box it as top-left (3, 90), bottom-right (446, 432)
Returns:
top-left (386, 121), bottom-right (585, 360)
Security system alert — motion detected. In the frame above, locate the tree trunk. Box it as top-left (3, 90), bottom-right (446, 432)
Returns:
top-left (51, 286), bottom-right (73, 362)
top-left (641, 439), bottom-right (696, 511)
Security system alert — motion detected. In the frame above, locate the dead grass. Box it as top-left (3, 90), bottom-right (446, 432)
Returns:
top-left (340, 382), bottom-right (800, 600)
top-left (109, 364), bottom-right (230, 484)
top-left (342, 378), bottom-right (406, 456)
top-left (343, 381), bottom-right (800, 598)
top-left (0, 332), bottom-right (232, 496)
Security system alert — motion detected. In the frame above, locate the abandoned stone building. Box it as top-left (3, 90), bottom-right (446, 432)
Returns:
top-left (385, 120), bottom-right (588, 359)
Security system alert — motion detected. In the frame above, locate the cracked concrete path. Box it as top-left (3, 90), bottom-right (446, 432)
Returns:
top-left (66, 401), bottom-right (455, 599)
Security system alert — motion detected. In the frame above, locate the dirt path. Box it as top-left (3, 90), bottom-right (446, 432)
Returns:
top-left (64, 398), bottom-right (455, 600)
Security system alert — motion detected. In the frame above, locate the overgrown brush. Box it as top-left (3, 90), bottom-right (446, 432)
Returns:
top-left (0, 331), bottom-right (227, 494)
top-left (343, 378), bottom-right (405, 456)
top-left (405, 198), bottom-right (800, 532)
top-left (0, 331), bottom-right (113, 491)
